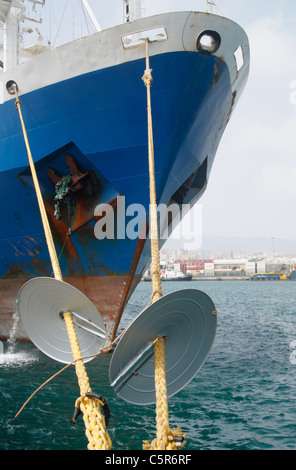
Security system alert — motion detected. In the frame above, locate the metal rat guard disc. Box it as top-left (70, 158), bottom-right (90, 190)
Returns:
top-left (17, 277), bottom-right (106, 364)
top-left (109, 289), bottom-right (217, 405)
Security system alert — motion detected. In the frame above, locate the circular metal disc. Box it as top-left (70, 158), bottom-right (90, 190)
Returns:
top-left (16, 277), bottom-right (106, 364)
top-left (109, 289), bottom-right (217, 405)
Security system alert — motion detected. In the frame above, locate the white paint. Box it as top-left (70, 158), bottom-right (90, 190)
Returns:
top-left (0, 11), bottom-right (249, 106)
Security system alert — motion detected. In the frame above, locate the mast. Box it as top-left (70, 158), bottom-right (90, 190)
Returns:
top-left (81, 0), bottom-right (101, 32)
top-left (123, 0), bottom-right (142, 23)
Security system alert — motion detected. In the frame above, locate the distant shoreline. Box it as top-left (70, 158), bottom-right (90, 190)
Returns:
top-left (142, 276), bottom-right (250, 281)
top-left (142, 276), bottom-right (295, 282)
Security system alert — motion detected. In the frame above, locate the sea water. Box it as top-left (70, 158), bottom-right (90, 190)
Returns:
top-left (0, 280), bottom-right (295, 451)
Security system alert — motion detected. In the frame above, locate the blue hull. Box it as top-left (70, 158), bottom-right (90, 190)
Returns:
top-left (0, 33), bottom-right (243, 340)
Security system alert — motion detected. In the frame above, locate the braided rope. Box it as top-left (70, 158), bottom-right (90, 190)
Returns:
top-left (14, 88), bottom-right (111, 450)
top-left (142, 40), bottom-right (185, 450)
top-left (142, 50), bottom-right (162, 304)
top-left (63, 311), bottom-right (112, 449)
top-left (152, 337), bottom-right (169, 449)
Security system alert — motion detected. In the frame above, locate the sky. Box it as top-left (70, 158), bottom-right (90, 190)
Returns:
top-left (33, 1), bottom-right (296, 243)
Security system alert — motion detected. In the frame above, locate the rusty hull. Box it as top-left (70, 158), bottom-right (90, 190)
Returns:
top-left (0, 272), bottom-right (143, 344)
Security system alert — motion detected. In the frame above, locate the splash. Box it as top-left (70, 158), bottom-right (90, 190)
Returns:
top-left (0, 351), bottom-right (38, 367)
top-left (0, 312), bottom-right (38, 367)
top-left (7, 311), bottom-right (19, 354)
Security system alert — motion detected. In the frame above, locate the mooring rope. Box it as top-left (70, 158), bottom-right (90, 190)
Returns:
top-left (141, 40), bottom-right (186, 450)
top-left (14, 326), bottom-right (127, 421)
top-left (12, 85), bottom-right (111, 450)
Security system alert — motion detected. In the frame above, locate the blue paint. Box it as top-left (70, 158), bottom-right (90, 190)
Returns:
top-left (0, 51), bottom-right (231, 279)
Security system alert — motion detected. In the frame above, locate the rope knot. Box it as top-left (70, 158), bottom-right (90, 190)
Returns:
top-left (142, 68), bottom-right (153, 87)
top-left (143, 427), bottom-right (186, 450)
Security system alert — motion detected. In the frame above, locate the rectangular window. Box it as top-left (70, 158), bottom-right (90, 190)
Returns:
top-left (234, 45), bottom-right (244, 71)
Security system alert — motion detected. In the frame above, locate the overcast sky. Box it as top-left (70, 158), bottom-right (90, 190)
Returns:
top-left (39, 0), bottom-right (296, 241)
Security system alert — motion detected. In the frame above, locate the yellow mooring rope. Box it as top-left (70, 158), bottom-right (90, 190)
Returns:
top-left (141, 40), bottom-right (186, 450)
top-left (12, 85), bottom-right (111, 450)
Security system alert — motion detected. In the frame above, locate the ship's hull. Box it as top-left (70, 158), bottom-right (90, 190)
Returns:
top-left (0, 12), bottom-right (249, 343)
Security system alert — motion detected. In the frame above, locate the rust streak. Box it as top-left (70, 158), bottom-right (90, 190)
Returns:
top-left (112, 235), bottom-right (147, 340)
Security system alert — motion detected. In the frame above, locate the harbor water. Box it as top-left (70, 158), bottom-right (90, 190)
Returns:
top-left (0, 280), bottom-right (296, 451)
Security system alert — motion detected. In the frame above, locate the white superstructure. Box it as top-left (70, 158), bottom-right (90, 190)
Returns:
top-left (0, 0), bottom-right (49, 71)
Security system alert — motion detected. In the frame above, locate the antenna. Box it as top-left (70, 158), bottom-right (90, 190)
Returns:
top-left (205, 0), bottom-right (224, 15)
top-left (205, 0), bottom-right (218, 13)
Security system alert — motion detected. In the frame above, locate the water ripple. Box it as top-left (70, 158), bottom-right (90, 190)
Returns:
top-left (1, 281), bottom-right (296, 450)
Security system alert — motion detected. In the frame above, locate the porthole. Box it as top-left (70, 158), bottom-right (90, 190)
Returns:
top-left (196, 30), bottom-right (221, 55)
